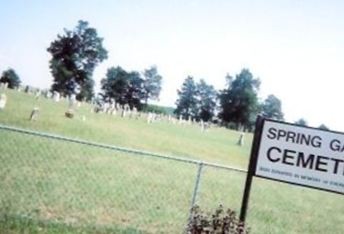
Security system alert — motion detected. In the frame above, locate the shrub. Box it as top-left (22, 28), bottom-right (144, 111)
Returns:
top-left (187, 205), bottom-right (250, 234)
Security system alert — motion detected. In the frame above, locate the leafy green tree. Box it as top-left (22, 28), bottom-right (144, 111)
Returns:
top-left (100, 66), bottom-right (145, 109)
top-left (318, 124), bottom-right (329, 130)
top-left (218, 69), bottom-right (260, 129)
top-left (47, 20), bottom-right (108, 101)
top-left (101, 66), bottom-right (128, 104)
top-left (295, 118), bottom-right (307, 126)
top-left (174, 76), bottom-right (198, 119)
top-left (77, 78), bottom-right (94, 101)
top-left (197, 79), bottom-right (217, 122)
top-left (261, 94), bottom-right (284, 120)
top-left (143, 66), bottom-right (162, 104)
top-left (125, 71), bottom-right (145, 108)
top-left (0, 68), bottom-right (21, 89)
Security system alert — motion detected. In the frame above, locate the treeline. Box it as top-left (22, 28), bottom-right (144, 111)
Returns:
top-left (174, 70), bottom-right (284, 130)
top-left (45, 20), bottom-right (285, 130)
top-left (0, 20), bottom-right (329, 130)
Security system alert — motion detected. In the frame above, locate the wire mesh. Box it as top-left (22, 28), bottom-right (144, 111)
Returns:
top-left (0, 129), bottom-right (197, 233)
top-left (1, 125), bottom-right (343, 233)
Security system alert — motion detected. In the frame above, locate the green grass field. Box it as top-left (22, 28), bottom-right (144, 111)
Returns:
top-left (0, 89), bottom-right (343, 233)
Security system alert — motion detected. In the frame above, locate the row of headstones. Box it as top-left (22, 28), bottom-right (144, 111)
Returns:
top-left (0, 82), bottom-right (8, 90)
top-left (92, 102), bottom-right (139, 119)
top-left (0, 84), bottom-right (81, 120)
top-left (13, 85), bottom-right (68, 104)
top-left (91, 101), bottom-right (203, 129)
top-left (1, 83), bottom-right (208, 130)
top-left (0, 87), bottom-right (246, 145)
top-left (0, 91), bottom-right (40, 121)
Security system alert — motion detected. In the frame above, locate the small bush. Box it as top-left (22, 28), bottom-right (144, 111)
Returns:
top-left (187, 205), bottom-right (250, 234)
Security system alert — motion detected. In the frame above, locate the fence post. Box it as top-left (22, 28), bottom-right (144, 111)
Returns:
top-left (186, 161), bottom-right (203, 230)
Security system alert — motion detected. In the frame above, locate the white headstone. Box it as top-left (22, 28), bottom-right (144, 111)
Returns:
top-left (179, 116), bottom-right (183, 125)
top-left (237, 132), bottom-right (245, 146)
top-left (29, 107), bottom-right (39, 121)
top-left (147, 112), bottom-right (156, 124)
top-left (201, 120), bottom-right (205, 132)
top-left (0, 82), bottom-right (8, 90)
top-left (35, 90), bottom-right (41, 99)
top-left (0, 93), bottom-right (7, 110)
top-left (53, 91), bottom-right (60, 102)
top-left (123, 104), bottom-right (130, 117)
top-left (69, 94), bottom-right (77, 109)
top-left (45, 91), bottom-right (52, 99)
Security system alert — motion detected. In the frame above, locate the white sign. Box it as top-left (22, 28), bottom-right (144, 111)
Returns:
top-left (255, 119), bottom-right (344, 194)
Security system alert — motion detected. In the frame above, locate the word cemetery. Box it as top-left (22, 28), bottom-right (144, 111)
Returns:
top-left (240, 116), bottom-right (343, 223)
top-left (255, 119), bottom-right (344, 193)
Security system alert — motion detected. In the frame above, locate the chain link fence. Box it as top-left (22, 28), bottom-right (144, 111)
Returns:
top-left (0, 124), bottom-right (343, 233)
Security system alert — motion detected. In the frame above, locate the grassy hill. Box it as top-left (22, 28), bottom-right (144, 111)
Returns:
top-left (0, 89), bottom-right (343, 234)
top-left (0, 89), bottom-right (252, 168)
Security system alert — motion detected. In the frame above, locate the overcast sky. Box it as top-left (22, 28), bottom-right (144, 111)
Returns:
top-left (1, 0), bottom-right (344, 130)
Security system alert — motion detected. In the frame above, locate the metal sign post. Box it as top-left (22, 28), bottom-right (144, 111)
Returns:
top-left (239, 115), bottom-right (264, 223)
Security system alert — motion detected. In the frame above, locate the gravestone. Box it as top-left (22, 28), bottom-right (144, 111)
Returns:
top-left (69, 94), bottom-right (77, 109)
top-left (0, 82), bottom-right (8, 90)
top-left (201, 120), bottom-right (205, 132)
top-left (237, 132), bottom-right (245, 146)
top-left (29, 107), bottom-right (39, 121)
top-left (45, 91), bottom-right (52, 99)
top-left (121, 104), bottom-right (129, 117)
top-left (132, 107), bottom-right (138, 119)
top-left (3, 82), bottom-right (8, 90)
top-left (0, 93), bottom-right (7, 110)
top-left (123, 104), bottom-right (130, 117)
top-left (103, 102), bottom-right (110, 114)
top-left (35, 90), bottom-right (41, 99)
top-left (147, 112), bottom-right (156, 124)
top-left (179, 116), bottom-right (183, 125)
top-left (53, 91), bottom-right (60, 102)
top-left (188, 116), bottom-right (192, 125)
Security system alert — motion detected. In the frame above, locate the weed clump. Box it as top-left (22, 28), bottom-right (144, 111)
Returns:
top-left (187, 205), bottom-right (250, 234)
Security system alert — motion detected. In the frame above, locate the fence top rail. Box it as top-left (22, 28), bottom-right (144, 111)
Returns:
top-left (0, 124), bottom-right (247, 173)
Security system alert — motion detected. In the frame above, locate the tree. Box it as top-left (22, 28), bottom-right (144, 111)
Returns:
top-left (77, 78), bottom-right (94, 101)
top-left (101, 66), bottom-right (128, 104)
top-left (47, 20), bottom-right (108, 101)
top-left (0, 68), bottom-right (21, 89)
top-left (261, 94), bottom-right (284, 120)
top-left (318, 124), bottom-right (329, 130)
top-left (125, 71), bottom-right (145, 108)
top-left (197, 79), bottom-right (217, 122)
top-left (143, 66), bottom-right (162, 104)
top-left (218, 69), bottom-right (260, 129)
top-left (295, 118), bottom-right (307, 126)
top-left (100, 66), bottom-right (145, 109)
top-left (174, 76), bottom-right (198, 119)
